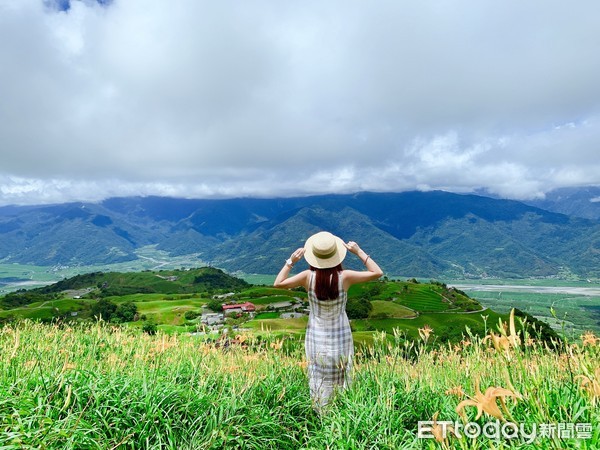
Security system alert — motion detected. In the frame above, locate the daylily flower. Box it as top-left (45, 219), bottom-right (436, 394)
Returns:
top-left (484, 308), bottom-right (521, 358)
top-left (456, 377), bottom-right (522, 421)
top-left (581, 331), bottom-right (599, 347)
top-left (431, 411), bottom-right (454, 445)
top-left (419, 324), bottom-right (433, 342)
top-left (445, 385), bottom-right (465, 398)
top-left (576, 368), bottom-right (600, 405)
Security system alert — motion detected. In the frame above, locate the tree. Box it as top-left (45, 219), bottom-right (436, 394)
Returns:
top-left (365, 283), bottom-right (383, 298)
top-left (207, 299), bottom-right (223, 312)
top-left (142, 320), bottom-right (157, 335)
top-left (115, 301), bottom-right (138, 322)
top-left (346, 297), bottom-right (372, 319)
top-left (91, 299), bottom-right (117, 321)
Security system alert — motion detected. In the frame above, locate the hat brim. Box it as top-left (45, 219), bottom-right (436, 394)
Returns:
top-left (303, 233), bottom-right (347, 269)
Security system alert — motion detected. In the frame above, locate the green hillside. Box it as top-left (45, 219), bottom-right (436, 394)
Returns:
top-left (37, 267), bottom-right (249, 296)
top-left (0, 269), bottom-right (563, 348)
top-left (0, 267), bottom-right (248, 325)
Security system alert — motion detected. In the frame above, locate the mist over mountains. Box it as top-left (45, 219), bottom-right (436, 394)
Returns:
top-left (523, 186), bottom-right (600, 221)
top-left (1, 190), bottom-right (599, 279)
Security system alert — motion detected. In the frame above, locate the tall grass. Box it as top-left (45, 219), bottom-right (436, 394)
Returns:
top-left (1, 317), bottom-right (598, 449)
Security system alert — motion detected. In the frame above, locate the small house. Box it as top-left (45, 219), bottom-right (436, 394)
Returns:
top-left (201, 313), bottom-right (224, 325)
top-left (222, 302), bottom-right (256, 315)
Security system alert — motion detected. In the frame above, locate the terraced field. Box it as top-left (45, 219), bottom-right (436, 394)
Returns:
top-left (369, 300), bottom-right (416, 318)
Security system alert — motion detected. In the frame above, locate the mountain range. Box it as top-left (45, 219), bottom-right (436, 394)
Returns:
top-left (523, 186), bottom-right (600, 220)
top-left (1, 190), bottom-right (599, 279)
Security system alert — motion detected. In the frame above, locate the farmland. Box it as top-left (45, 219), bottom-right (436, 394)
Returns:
top-left (0, 267), bottom-right (498, 345)
top-left (450, 282), bottom-right (600, 337)
top-left (2, 254), bottom-right (599, 337)
top-left (2, 263), bottom-right (593, 347)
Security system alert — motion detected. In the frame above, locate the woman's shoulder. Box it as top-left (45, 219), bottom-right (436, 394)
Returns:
top-left (341, 269), bottom-right (380, 290)
top-left (341, 269), bottom-right (361, 279)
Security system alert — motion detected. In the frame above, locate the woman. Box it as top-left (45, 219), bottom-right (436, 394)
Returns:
top-left (274, 231), bottom-right (383, 410)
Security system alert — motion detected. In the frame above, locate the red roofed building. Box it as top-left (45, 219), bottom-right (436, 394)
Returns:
top-left (222, 302), bottom-right (256, 315)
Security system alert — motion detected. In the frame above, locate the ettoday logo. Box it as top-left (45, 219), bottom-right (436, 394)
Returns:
top-left (418, 420), bottom-right (594, 443)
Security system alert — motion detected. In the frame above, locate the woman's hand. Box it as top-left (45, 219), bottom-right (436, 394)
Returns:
top-left (344, 241), bottom-right (362, 255)
top-left (273, 247), bottom-right (310, 290)
top-left (290, 247), bottom-right (305, 264)
top-left (274, 247), bottom-right (309, 289)
top-left (341, 240), bottom-right (384, 290)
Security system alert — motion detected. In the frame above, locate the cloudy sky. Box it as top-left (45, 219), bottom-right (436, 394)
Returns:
top-left (1, 0), bottom-right (599, 206)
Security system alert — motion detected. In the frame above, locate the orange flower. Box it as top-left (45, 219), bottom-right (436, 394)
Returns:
top-left (445, 386), bottom-right (465, 398)
top-left (419, 325), bottom-right (433, 342)
top-left (576, 368), bottom-right (600, 405)
top-left (235, 334), bottom-right (249, 344)
top-left (61, 361), bottom-right (76, 372)
top-left (484, 332), bottom-right (511, 353)
top-left (456, 377), bottom-right (522, 421)
top-left (297, 360), bottom-right (308, 370)
top-left (581, 331), bottom-right (599, 347)
top-left (484, 309), bottom-right (521, 358)
top-left (431, 411), bottom-right (454, 446)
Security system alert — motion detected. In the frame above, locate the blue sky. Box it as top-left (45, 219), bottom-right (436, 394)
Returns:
top-left (1, 0), bottom-right (599, 205)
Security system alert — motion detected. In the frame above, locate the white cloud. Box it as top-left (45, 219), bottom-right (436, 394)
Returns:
top-left (1, 0), bottom-right (600, 205)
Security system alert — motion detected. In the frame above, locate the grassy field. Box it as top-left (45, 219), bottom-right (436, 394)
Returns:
top-left (246, 317), bottom-right (309, 333)
top-left (351, 309), bottom-right (506, 342)
top-left (1, 318), bottom-right (598, 449)
top-left (0, 298), bottom-right (94, 321)
top-left (369, 300), bottom-right (416, 318)
top-left (238, 274), bottom-right (276, 285)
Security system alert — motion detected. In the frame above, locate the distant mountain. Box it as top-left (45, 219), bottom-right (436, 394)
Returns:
top-left (524, 186), bottom-right (600, 220)
top-left (0, 202), bottom-right (161, 265)
top-left (1, 191), bottom-right (600, 279)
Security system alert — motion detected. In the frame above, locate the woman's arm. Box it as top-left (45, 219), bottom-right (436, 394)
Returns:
top-left (273, 248), bottom-right (309, 289)
top-left (342, 241), bottom-right (383, 290)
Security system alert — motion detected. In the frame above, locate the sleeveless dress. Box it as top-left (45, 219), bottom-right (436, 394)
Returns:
top-left (305, 271), bottom-right (354, 409)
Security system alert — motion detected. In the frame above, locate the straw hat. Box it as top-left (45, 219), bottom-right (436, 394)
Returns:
top-left (304, 231), bottom-right (347, 269)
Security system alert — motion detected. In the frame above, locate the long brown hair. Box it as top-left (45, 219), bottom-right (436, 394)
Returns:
top-left (310, 264), bottom-right (343, 300)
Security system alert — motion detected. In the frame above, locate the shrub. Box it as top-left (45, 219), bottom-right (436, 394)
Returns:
top-left (346, 297), bottom-right (372, 319)
top-left (90, 299), bottom-right (117, 321)
top-left (142, 321), bottom-right (157, 335)
top-left (115, 301), bottom-right (138, 322)
top-left (207, 299), bottom-right (223, 312)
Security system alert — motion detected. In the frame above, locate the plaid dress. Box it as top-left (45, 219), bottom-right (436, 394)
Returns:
top-left (305, 270), bottom-right (354, 409)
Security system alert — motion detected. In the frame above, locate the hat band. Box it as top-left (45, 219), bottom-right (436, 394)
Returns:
top-left (313, 246), bottom-right (337, 259)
